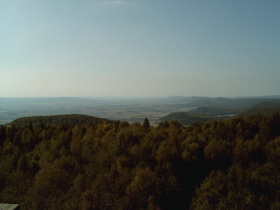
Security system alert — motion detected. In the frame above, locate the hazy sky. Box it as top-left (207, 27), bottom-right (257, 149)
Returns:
top-left (1, 0), bottom-right (279, 97)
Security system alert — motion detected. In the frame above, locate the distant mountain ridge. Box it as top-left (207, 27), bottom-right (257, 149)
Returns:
top-left (184, 97), bottom-right (268, 109)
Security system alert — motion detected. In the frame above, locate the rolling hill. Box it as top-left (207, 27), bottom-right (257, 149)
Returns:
top-left (160, 97), bottom-right (280, 125)
top-left (10, 114), bottom-right (113, 127)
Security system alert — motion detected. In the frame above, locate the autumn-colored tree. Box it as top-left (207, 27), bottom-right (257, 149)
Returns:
top-left (0, 113), bottom-right (279, 209)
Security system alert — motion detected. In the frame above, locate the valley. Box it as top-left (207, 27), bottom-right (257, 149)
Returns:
top-left (1, 96), bottom-right (280, 126)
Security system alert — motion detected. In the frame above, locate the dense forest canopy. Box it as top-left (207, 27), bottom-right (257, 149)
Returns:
top-left (0, 113), bottom-right (279, 209)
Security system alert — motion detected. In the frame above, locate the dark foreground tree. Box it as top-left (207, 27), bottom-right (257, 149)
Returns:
top-left (142, 117), bottom-right (150, 129)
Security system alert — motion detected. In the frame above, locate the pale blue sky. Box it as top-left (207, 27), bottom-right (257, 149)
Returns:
top-left (1, 0), bottom-right (279, 97)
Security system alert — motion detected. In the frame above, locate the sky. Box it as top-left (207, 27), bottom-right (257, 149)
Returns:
top-left (1, 0), bottom-right (280, 98)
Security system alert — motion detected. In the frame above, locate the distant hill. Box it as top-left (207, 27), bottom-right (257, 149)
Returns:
top-left (185, 97), bottom-right (268, 109)
top-left (249, 101), bottom-right (280, 109)
top-left (237, 108), bottom-right (280, 118)
top-left (160, 102), bottom-right (241, 125)
top-left (189, 106), bottom-right (238, 116)
top-left (234, 101), bottom-right (280, 118)
top-left (160, 111), bottom-right (218, 125)
top-left (10, 114), bottom-right (113, 127)
top-left (161, 97), bottom-right (280, 125)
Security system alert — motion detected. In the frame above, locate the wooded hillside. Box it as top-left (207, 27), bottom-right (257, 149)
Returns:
top-left (0, 113), bottom-right (279, 209)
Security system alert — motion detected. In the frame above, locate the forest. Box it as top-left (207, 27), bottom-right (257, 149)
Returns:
top-left (0, 113), bottom-right (279, 209)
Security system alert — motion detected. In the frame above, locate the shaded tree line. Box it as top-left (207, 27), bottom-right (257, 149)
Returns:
top-left (0, 113), bottom-right (279, 209)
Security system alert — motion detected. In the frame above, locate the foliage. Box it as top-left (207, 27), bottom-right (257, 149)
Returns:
top-left (0, 113), bottom-right (279, 209)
